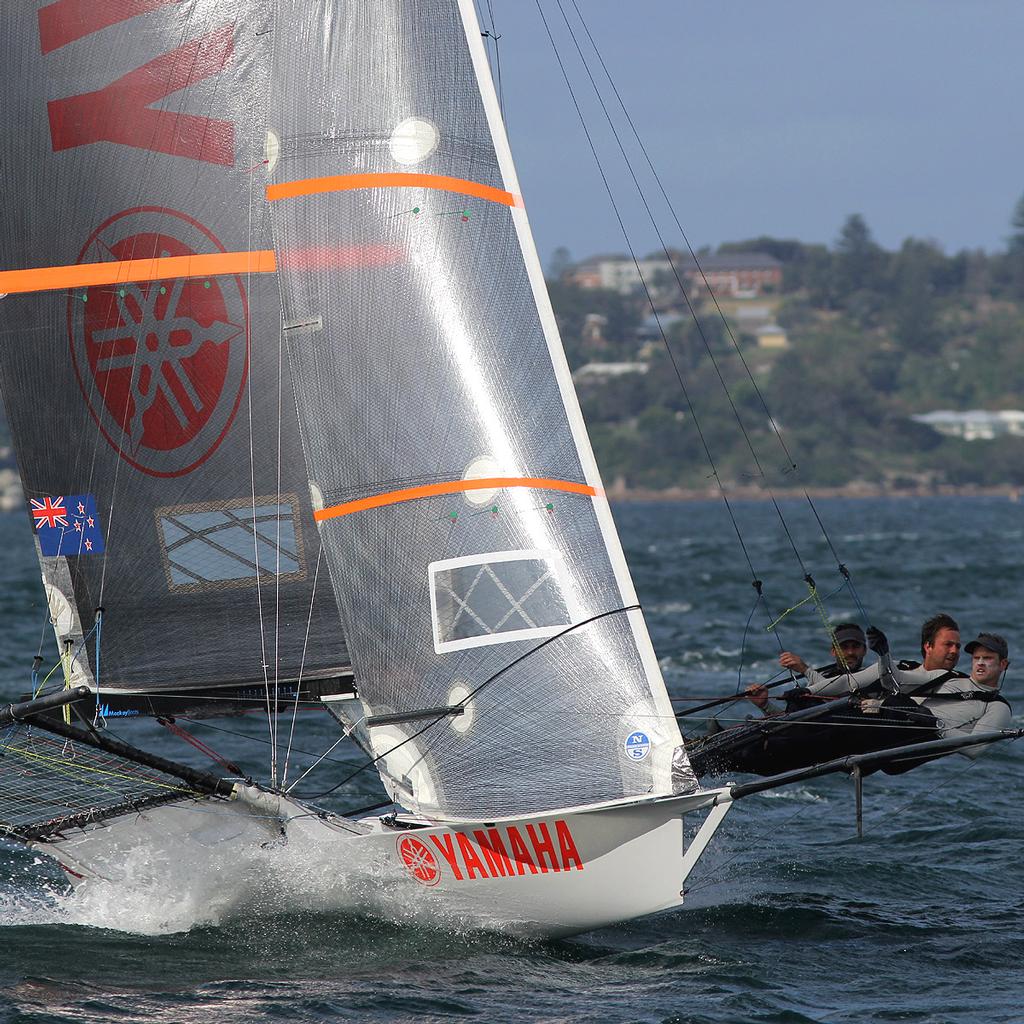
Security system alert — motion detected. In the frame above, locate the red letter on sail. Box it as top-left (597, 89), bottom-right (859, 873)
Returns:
top-left (506, 826), bottom-right (539, 875)
top-left (39, 0), bottom-right (181, 55)
top-left (46, 23), bottom-right (235, 165)
top-left (555, 820), bottom-right (584, 872)
top-left (428, 834), bottom-right (464, 881)
top-left (474, 830), bottom-right (513, 879)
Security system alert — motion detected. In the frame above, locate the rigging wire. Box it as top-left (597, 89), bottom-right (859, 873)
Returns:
top-left (32, 618), bottom-right (100, 698)
top-left (271, 253), bottom-right (288, 784)
top-left (857, 754), bottom-right (984, 838)
top-left (284, 734), bottom-right (348, 793)
top-left (281, 543), bottom-right (326, 786)
top-left (532, 0), bottom-right (794, 668)
top-left (478, 0), bottom-right (506, 124)
top-left (242, 55), bottom-right (278, 787)
top-left (561, 0), bottom-right (871, 623)
top-left (183, 716), bottom-right (363, 770)
top-left (550, 0), bottom-right (813, 583)
top-left (297, 605), bottom-right (640, 800)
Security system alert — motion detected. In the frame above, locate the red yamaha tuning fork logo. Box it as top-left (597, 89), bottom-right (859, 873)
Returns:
top-left (397, 836), bottom-right (442, 887)
top-left (68, 207), bottom-right (249, 477)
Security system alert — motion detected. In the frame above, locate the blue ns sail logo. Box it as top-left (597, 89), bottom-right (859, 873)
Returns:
top-left (624, 731), bottom-right (651, 761)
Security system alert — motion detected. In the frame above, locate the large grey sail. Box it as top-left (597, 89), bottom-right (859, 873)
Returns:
top-left (0, 2), bottom-right (349, 706)
top-left (267, 0), bottom-right (689, 819)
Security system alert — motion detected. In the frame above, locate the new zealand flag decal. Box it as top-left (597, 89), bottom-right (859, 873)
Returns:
top-left (31, 495), bottom-right (105, 556)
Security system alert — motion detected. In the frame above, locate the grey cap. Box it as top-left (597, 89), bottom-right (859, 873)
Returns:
top-left (964, 632), bottom-right (1008, 660)
top-left (832, 624), bottom-right (866, 646)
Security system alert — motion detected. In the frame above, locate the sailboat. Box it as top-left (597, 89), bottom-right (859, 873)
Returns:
top-left (0, 0), bottom-right (741, 937)
top-left (1, 2), bottom-right (1016, 937)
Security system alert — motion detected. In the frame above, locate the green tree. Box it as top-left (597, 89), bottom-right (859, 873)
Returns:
top-left (1010, 193), bottom-right (1024, 252)
top-left (832, 214), bottom-right (887, 318)
top-left (889, 239), bottom-right (942, 354)
top-left (545, 281), bottom-right (640, 368)
top-left (547, 246), bottom-right (572, 281)
top-left (1003, 192), bottom-right (1024, 298)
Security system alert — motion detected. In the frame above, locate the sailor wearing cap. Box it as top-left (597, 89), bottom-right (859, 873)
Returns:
top-left (776, 623), bottom-right (877, 699)
top-left (747, 623), bottom-right (869, 711)
top-left (906, 632), bottom-right (1013, 758)
top-left (799, 615), bottom-right (968, 698)
top-left (805, 624), bottom-right (1013, 758)
top-left (964, 632), bottom-right (1009, 686)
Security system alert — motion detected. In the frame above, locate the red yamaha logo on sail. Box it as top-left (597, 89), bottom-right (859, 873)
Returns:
top-left (68, 207), bottom-right (249, 478)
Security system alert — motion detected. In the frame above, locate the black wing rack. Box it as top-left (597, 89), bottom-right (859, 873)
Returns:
top-left (729, 728), bottom-right (1024, 836)
top-left (0, 688), bottom-right (235, 843)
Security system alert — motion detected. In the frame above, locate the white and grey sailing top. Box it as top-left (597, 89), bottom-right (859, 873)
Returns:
top-left (802, 661), bottom-right (1012, 758)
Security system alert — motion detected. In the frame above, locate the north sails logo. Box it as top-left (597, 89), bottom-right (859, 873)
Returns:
top-left (397, 820), bottom-right (584, 886)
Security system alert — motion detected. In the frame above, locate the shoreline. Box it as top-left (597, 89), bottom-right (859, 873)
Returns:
top-left (0, 474), bottom-right (1020, 513)
top-left (606, 483), bottom-right (1022, 502)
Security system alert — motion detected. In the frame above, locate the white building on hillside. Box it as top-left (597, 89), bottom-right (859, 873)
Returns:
top-left (911, 410), bottom-right (1024, 441)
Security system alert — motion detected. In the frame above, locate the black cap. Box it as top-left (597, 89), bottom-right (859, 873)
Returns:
top-left (964, 632), bottom-right (1008, 660)
top-left (832, 624), bottom-right (866, 646)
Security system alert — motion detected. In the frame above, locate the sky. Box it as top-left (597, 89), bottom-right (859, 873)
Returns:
top-left (479, 1), bottom-right (1024, 268)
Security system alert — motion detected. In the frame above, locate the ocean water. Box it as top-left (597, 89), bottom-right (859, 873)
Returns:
top-left (1, 497), bottom-right (1022, 1024)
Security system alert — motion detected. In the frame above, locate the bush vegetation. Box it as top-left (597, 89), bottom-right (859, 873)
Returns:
top-left (553, 201), bottom-right (1024, 490)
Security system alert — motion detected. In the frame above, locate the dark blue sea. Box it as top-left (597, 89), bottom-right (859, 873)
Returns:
top-left (2, 497), bottom-right (1022, 1024)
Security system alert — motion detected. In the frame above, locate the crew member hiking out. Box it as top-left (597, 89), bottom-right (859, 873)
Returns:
top-left (799, 617), bottom-right (1013, 763)
top-left (746, 622), bottom-right (868, 713)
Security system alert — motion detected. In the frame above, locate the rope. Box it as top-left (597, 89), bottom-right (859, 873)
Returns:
top-left (31, 617), bottom-right (100, 699)
top-left (805, 581), bottom-right (850, 669)
top-left (281, 543), bottom-right (325, 787)
top-left (533, 0), bottom-right (786, 632)
top-left (298, 604), bottom-right (641, 800)
top-left (736, 584), bottom-right (768, 694)
top-left (157, 718), bottom-right (243, 776)
top-left (93, 608), bottom-right (103, 725)
top-left (764, 592), bottom-right (817, 633)
top-left (2, 743), bottom-right (193, 795)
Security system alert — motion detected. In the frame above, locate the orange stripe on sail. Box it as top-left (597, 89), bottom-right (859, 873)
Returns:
top-left (266, 172), bottom-right (519, 208)
top-left (0, 250), bottom-right (277, 296)
top-left (314, 477), bottom-right (598, 522)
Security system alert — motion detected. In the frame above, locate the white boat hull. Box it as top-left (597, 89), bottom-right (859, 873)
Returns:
top-left (34, 786), bottom-right (733, 937)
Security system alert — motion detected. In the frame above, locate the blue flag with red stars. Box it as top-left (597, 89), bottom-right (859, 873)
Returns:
top-left (30, 494), bottom-right (105, 556)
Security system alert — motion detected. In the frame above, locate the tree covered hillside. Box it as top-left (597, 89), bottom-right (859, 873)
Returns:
top-left (551, 203), bottom-right (1024, 491)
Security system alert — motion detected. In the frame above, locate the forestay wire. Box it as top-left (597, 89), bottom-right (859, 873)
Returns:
top-left (532, 0), bottom-right (788, 662)
top-left (549, 0), bottom-right (873, 634)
